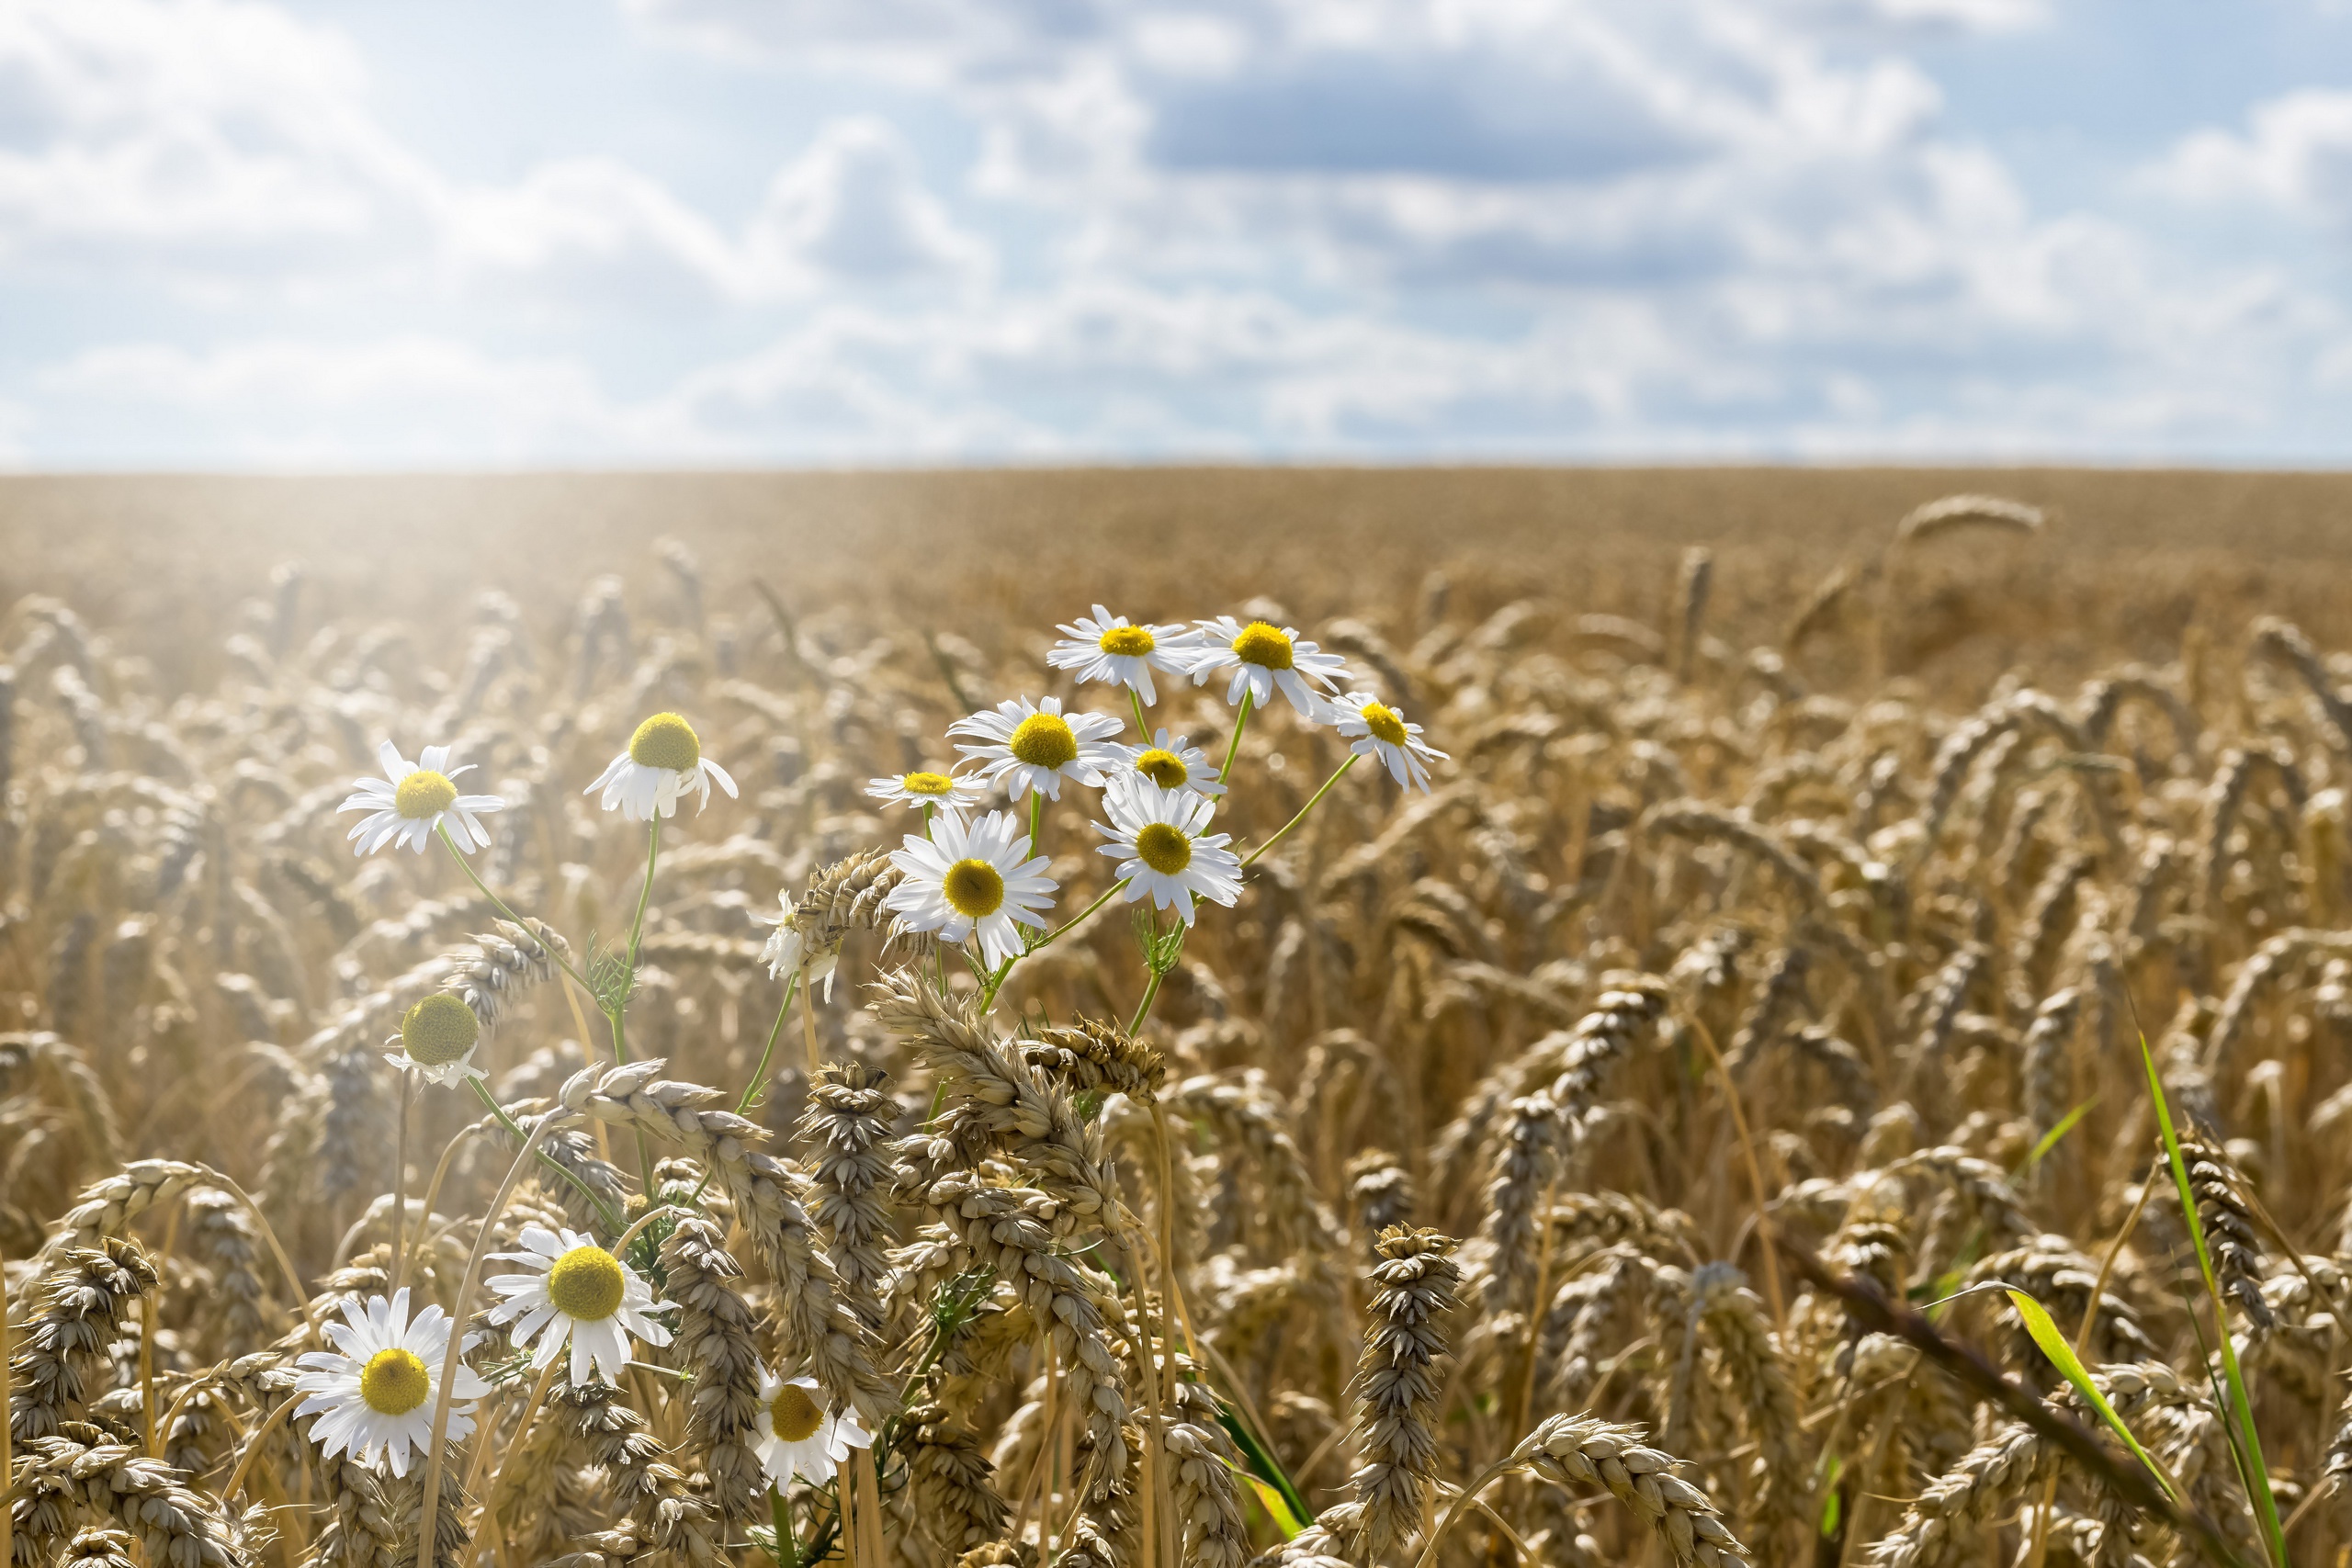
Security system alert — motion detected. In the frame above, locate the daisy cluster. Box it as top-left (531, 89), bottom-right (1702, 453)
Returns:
top-left (303, 600), bottom-right (1442, 1500)
top-left (292, 1228), bottom-right (867, 1487)
top-left (337, 708), bottom-right (742, 1086)
top-left (823, 607), bottom-right (1448, 980)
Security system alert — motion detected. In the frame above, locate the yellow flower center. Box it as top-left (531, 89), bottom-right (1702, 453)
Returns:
top-left (1231, 622), bottom-right (1295, 671)
top-left (1361, 702), bottom-right (1409, 747)
top-left (1008, 712), bottom-right (1079, 771)
top-left (943, 859), bottom-right (1006, 919)
top-left (1135, 822), bottom-right (1193, 876)
top-left (400, 993), bottom-right (480, 1066)
top-left (628, 712), bottom-right (701, 772)
top-left (1134, 749), bottom-right (1190, 790)
top-left (770, 1382), bottom-right (825, 1444)
top-left (395, 770), bottom-right (458, 820)
top-left (1097, 625), bottom-right (1155, 657)
top-left (901, 771), bottom-right (956, 797)
top-left (547, 1245), bottom-right (627, 1321)
top-left (359, 1348), bottom-right (431, 1416)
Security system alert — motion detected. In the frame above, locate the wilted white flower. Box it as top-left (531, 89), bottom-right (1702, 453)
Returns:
top-left (759, 896), bottom-right (840, 1002)
top-left (586, 712), bottom-right (738, 821)
top-left (381, 992), bottom-right (486, 1088)
top-left (752, 1367), bottom-right (874, 1485)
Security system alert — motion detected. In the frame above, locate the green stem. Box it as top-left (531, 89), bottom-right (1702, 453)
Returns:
top-left (1043, 880), bottom-right (1130, 947)
top-left (1027, 789), bottom-right (1045, 853)
top-left (772, 1483), bottom-right (799, 1568)
top-left (977, 879), bottom-right (1130, 1010)
top-left (1219, 689), bottom-right (1254, 786)
top-left (688, 967), bottom-right (800, 1212)
top-left (800, 1483), bottom-right (845, 1567)
top-left (626, 814), bottom-right (661, 975)
top-left (1129, 687), bottom-right (1152, 739)
top-left (1128, 966), bottom-right (1169, 1036)
top-left (977, 953), bottom-right (1018, 1012)
top-left (604, 814), bottom-right (663, 1072)
top-left (736, 969), bottom-right (801, 1115)
top-left (1241, 752), bottom-right (1360, 869)
top-left (466, 1077), bottom-right (624, 1234)
top-left (436, 827), bottom-right (591, 992)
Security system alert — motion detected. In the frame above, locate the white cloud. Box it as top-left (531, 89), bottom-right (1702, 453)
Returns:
top-left (749, 118), bottom-right (993, 291)
top-left (0, 0), bottom-right (435, 280)
top-left (2156, 89), bottom-right (2352, 221)
top-left (31, 338), bottom-right (679, 465)
top-left (0, 0), bottom-right (989, 316)
top-left (0, 0), bottom-right (2345, 463)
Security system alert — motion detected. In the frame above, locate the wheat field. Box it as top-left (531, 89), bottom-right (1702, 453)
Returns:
top-left (4, 468), bottom-right (2352, 1568)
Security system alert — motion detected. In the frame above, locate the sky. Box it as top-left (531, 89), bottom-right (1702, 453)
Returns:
top-left (6, 0), bottom-right (2352, 468)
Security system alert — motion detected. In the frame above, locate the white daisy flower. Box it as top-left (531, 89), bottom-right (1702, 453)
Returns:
top-left (586, 712), bottom-right (739, 821)
top-left (1092, 780), bottom-right (1243, 926)
top-left (883, 808), bottom-right (1057, 968)
top-left (948, 695), bottom-right (1125, 802)
top-left (1183, 617), bottom-right (1354, 719)
top-left (382, 992), bottom-right (487, 1088)
top-left (865, 768), bottom-right (988, 819)
top-left (752, 1367), bottom-right (875, 1487)
top-left (1114, 728), bottom-right (1226, 799)
top-left (339, 740), bottom-right (503, 857)
top-left (758, 896), bottom-right (839, 1003)
top-left (484, 1225), bottom-right (674, 1386)
top-left (1046, 604), bottom-right (1197, 705)
top-left (292, 1288), bottom-right (488, 1479)
top-left (1332, 693), bottom-right (1448, 793)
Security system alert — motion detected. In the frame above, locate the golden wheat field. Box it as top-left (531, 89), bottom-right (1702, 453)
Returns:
top-left (8, 467), bottom-right (2352, 1568)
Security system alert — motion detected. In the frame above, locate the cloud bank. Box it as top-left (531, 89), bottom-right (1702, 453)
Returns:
top-left (5, 0), bottom-right (2350, 464)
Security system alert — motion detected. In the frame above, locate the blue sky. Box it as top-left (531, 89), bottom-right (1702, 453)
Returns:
top-left (6, 0), bottom-right (2352, 466)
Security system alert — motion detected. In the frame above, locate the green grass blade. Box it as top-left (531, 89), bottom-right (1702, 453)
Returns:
top-left (1234, 1467), bottom-right (1308, 1540)
top-left (1216, 1404), bottom-right (1314, 1528)
top-left (2136, 1029), bottom-right (2288, 1567)
top-left (2003, 1288), bottom-right (2176, 1502)
top-left (2015, 1096), bottom-right (2097, 1178)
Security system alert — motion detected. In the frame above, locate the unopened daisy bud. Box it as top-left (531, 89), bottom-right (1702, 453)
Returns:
top-left (586, 711), bottom-right (739, 820)
top-left (339, 739), bottom-right (503, 856)
top-left (384, 991), bottom-right (486, 1087)
top-left (1047, 604), bottom-right (1197, 705)
top-left (1331, 692), bottom-right (1447, 793)
top-left (948, 695), bottom-right (1124, 802)
top-left (1186, 616), bottom-right (1354, 719)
